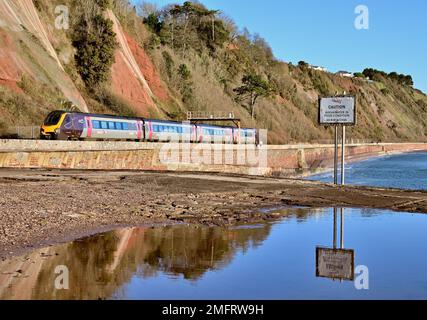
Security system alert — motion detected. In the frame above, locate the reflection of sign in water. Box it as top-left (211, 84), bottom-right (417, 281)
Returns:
top-left (316, 247), bottom-right (355, 281)
top-left (318, 96), bottom-right (356, 125)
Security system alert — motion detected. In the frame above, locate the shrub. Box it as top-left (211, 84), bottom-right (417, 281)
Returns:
top-left (72, 5), bottom-right (117, 90)
top-left (162, 51), bottom-right (175, 79)
top-left (178, 64), bottom-right (191, 80)
top-left (381, 88), bottom-right (390, 95)
top-left (143, 13), bottom-right (163, 34)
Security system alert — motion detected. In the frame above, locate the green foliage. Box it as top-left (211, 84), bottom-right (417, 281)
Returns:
top-left (162, 51), bottom-right (175, 79)
top-left (95, 0), bottom-right (111, 10)
top-left (362, 68), bottom-right (387, 82)
top-left (354, 72), bottom-right (364, 78)
top-left (143, 1), bottom-right (229, 53)
top-left (310, 71), bottom-right (331, 96)
top-left (362, 68), bottom-right (413, 86)
top-left (178, 64), bottom-right (191, 80)
top-left (72, 7), bottom-right (117, 90)
top-left (381, 87), bottom-right (390, 95)
top-left (143, 13), bottom-right (164, 34)
top-left (388, 71), bottom-right (414, 86)
top-left (17, 74), bottom-right (64, 106)
top-left (234, 74), bottom-right (274, 118)
top-left (176, 64), bottom-right (194, 103)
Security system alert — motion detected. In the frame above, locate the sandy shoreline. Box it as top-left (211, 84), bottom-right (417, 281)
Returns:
top-left (0, 168), bottom-right (426, 259)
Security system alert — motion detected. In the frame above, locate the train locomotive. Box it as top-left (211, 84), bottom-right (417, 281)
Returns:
top-left (40, 110), bottom-right (258, 144)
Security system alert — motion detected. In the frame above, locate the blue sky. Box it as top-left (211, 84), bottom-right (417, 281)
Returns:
top-left (133, 0), bottom-right (427, 93)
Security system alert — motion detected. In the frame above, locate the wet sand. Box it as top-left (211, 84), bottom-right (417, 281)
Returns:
top-left (0, 169), bottom-right (426, 259)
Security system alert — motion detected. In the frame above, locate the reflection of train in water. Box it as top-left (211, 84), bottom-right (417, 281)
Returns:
top-left (40, 110), bottom-right (258, 144)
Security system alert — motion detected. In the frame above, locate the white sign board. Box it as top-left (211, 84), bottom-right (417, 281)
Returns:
top-left (316, 247), bottom-right (355, 281)
top-left (318, 96), bottom-right (356, 125)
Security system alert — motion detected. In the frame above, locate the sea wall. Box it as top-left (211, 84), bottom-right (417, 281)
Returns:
top-left (0, 140), bottom-right (426, 176)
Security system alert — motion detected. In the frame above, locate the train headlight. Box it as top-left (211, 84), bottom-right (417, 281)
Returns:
top-left (54, 128), bottom-right (60, 134)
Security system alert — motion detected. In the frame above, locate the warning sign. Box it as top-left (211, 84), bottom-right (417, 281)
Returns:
top-left (316, 247), bottom-right (355, 281)
top-left (318, 96), bottom-right (356, 125)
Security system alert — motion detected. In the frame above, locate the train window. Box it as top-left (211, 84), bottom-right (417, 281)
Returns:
top-left (44, 112), bottom-right (62, 125)
top-left (108, 122), bottom-right (115, 130)
top-left (153, 125), bottom-right (159, 132)
top-left (101, 121), bottom-right (108, 129)
top-left (92, 120), bottom-right (100, 129)
top-left (122, 123), bottom-right (129, 130)
top-left (115, 122), bottom-right (123, 130)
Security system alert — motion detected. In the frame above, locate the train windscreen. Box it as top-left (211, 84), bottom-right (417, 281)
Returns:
top-left (44, 112), bottom-right (63, 125)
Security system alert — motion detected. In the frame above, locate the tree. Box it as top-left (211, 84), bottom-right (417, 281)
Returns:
top-left (404, 75), bottom-right (414, 86)
top-left (298, 61), bottom-right (308, 67)
top-left (234, 74), bottom-right (274, 119)
top-left (143, 12), bottom-right (163, 34)
top-left (72, 5), bottom-right (117, 90)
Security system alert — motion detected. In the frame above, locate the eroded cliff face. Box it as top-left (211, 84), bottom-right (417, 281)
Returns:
top-left (0, 0), bottom-right (168, 125)
top-left (0, 0), bottom-right (88, 112)
top-left (107, 9), bottom-right (168, 117)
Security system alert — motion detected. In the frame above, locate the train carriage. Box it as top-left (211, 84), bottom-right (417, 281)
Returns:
top-left (144, 119), bottom-right (196, 143)
top-left (197, 124), bottom-right (234, 144)
top-left (40, 110), bottom-right (258, 145)
top-left (40, 111), bottom-right (144, 141)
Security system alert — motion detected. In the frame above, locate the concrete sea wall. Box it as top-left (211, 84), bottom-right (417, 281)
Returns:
top-left (0, 140), bottom-right (426, 176)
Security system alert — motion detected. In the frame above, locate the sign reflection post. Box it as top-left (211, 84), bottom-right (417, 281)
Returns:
top-left (317, 208), bottom-right (354, 281)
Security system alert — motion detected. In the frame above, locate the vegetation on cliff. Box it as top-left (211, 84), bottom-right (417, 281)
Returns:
top-left (0, 0), bottom-right (426, 143)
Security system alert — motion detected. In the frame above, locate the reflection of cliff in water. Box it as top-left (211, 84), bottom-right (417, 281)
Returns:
top-left (0, 222), bottom-right (275, 299)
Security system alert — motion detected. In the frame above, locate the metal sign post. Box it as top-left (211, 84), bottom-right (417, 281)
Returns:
top-left (341, 125), bottom-right (346, 186)
top-left (318, 95), bottom-right (356, 186)
top-left (340, 208), bottom-right (344, 249)
top-left (333, 207), bottom-right (337, 249)
top-left (334, 127), bottom-right (338, 185)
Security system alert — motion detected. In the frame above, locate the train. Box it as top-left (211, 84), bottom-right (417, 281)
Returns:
top-left (40, 110), bottom-right (258, 144)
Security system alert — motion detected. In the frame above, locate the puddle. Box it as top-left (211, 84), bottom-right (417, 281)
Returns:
top-left (1, 207), bottom-right (427, 299)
